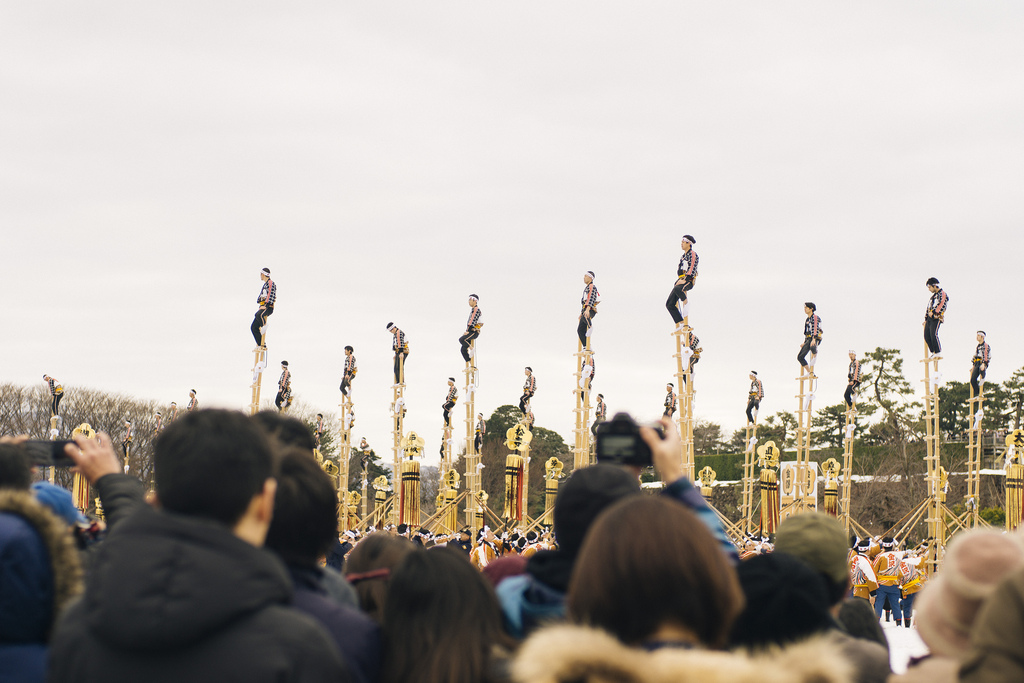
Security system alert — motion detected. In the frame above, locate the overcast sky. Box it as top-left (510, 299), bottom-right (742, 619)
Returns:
top-left (3, 2), bottom-right (1022, 466)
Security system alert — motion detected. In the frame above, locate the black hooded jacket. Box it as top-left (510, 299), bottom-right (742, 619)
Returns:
top-left (48, 506), bottom-right (348, 683)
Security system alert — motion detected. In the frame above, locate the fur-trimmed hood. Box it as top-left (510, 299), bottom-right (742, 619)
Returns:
top-left (512, 624), bottom-right (852, 683)
top-left (0, 489), bottom-right (83, 640)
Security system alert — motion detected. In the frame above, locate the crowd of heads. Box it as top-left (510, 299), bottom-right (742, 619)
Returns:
top-left (4, 409), bottom-right (1024, 683)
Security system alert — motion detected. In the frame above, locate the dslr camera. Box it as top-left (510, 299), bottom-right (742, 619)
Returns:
top-left (595, 412), bottom-right (664, 467)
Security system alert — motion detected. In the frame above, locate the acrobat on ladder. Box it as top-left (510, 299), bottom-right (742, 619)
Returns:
top-left (665, 235), bottom-right (698, 480)
top-left (922, 276), bottom-right (948, 573)
top-left (249, 267), bottom-right (275, 416)
top-left (573, 271), bottom-right (599, 469)
top-left (459, 295), bottom-right (483, 529)
top-left (741, 371), bottom-right (763, 532)
top-left (965, 330), bottom-right (990, 529)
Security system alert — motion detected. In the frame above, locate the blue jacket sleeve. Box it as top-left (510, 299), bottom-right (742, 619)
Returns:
top-left (661, 477), bottom-right (739, 565)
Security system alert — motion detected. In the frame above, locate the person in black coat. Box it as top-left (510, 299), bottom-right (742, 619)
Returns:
top-left (48, 410), bottom-right (348, 683)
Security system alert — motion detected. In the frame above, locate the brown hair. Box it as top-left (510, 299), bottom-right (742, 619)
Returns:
top-left (566, 496), bottom-right (743, 649)
top-left (343, 532), bottom-right (416, 623)
top-left (380, 547), bottom-right (514, 683)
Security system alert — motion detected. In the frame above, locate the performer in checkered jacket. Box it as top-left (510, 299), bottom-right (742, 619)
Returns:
top-left (387, 323), bottom-right (409, 385)
top-left (275, 361), bottom-right (291, 411)
top-left (459, 295), bottom-right (483, 363)
top-left (663, 383), bottom-right (677, 418)
top-left (971, 331), bottom-right (991, 395)
top-left (577, 272), bottom-right (600, 347)
top-left (520, 367), bottom-right (536, 413)
top-left (442, 378), bottom-right (458, 427)
top-left (845, 351), bottom-right (861, 409)
top-left (43, 375), bottom-right (63, 417)
top-left (187, 389), bottom-right (198, 412)
top-left (340, 346), bottom-right (357, 397)
top-left (924, 277), bottom-right (948, 356)
top-left (665, 235), bottom-right (698, 329)
top-left (684, 331), bottom-right (701, 382)
top-left (746, 372), bottom-right (763, 425)
top-left (797, 302), bottom-right (823, 369)
top-left (314, 414), bottom-right (325, 449)
top-left (251, 267), bottom-right (276, 347)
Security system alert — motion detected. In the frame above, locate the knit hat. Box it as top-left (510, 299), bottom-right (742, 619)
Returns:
top-left (730, 552), bottom-right (833, 649)
top-left (553, 465), bottom-right (639, 554)
top-left (31, 481), bottom-right (88, 526)
top-left (916, 530), bottom-right (1024, 657)
top-left (774, 512), bottom-right (849, 586)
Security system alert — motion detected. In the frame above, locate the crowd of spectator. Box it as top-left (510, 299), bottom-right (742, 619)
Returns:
top-left (3, 409), bottom-right (1024, 682)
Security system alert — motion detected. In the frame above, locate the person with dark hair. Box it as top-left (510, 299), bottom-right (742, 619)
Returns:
top-left (872, 537), bottom-right (903, 625)
top-left (520, 367), bottom-right (536, 413)
top-left (251, 410), bottom-right (317, 452)
top-left (386, 323), bottom-right (409, 385)
top-left (568, 496), bottom-right (743, 649)
top-left (340, 345), bottom-right (357, 398)
top-left (970, 331), bottom-right (990, 395)
top-left (251, 267), bottom-right (276, 347)
top-left (665, 235), bottom-right (698, 331)
top-left (49, 410), bottom-right (347, 683)
top-left (746, 372), bottom-right (763, 426)
top-left (663, 383), bottom-right (676, 418)
top-left (442, 378), bottom-right (458, 428)
top-left (42, 375), bottom-right (63, 417)
top-left (459, 294), bottom-right (483, 363)
top-left (924, 277), bottom-right (947, 356)
top-left (186, 389), bottom-right (198, 412)
top-left (577, 271), bottom-right (600, 348)
top-left (380, 547), bottom-right (515, 683)
top-left (798, 302), bottom-right (823, 370)
top-left (497, 418), bottom-right (737, 640)
top-left (773, 513), bottom-right (891, 682)
top-left (275, 361), bottom-right (291, 411)
top-left (1, 437), bottom-right (83, 683)
top-left (265, 448), bottom-right (380, 683)
top-left (591, 394), bottom-right (606, 436)
top-left (345, 532), bottom-right (417, 624)
top-left (845, 351), bottom-right (861, 409)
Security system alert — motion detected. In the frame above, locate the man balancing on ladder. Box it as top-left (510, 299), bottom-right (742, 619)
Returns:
top-left (577, 271), bottom-right (600, 348)
top-left (251, 267), bottom-right (276, 349)
top-left (924, 277), bottom-right (948, 358)
top-left (340, 346), bottom-right (357, 400)
top-left (459, 295), bottom-right (483, 364)
top-left (665, 235), bottom-right (698, 332)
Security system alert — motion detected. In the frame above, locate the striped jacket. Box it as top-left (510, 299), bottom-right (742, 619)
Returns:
top-left (445, 386), bottom-right (458, 403)
top-left (927, 289), bottom-right (949, 319)
top-left (392, 329), bottom-right (408, 353)
top-left (803, 314), bottom-right (822, 340)
top-left (523, 375), bottom-right (536, 394)
top-left (47, 378), bottom-right (62, 396)
top-left (595, 399), bottom-right (606, 419)
top-left (466, 306), bottom-right (482, 330)
top-left (664, 390), bottom-right (677, 412)
top-left (677, 250), bottom-right (699, 280)
top-left (848, 359), bottom-right (861, 383)
top-left (974, 342), bottom-right (991, 365)
top-left (258, 279), bottom-right (277, 307)
top-left (580, 283), bottom-right (600, 311)
top-left (749, 379), bottom-right (764, 401)
top-left (279, 368), bottom-right (291, 390)
top-left (344, 355), bottom-right (357, 376)
top-left (187, 397), bottom-right (198, 411)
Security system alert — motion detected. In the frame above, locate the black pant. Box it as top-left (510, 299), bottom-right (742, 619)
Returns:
top-left (442, 401), bottom-right (455, 426)
top-left (275, 390), bottom-right (286, 410)
top-left (122, 441), bottom-right (130, 458)
top-left (519, 392), bottom-right (533, 413)
top-left (797, 338), bottom-right (818, 367)
top-left (664, 407), bottom-right (675, 418)
top-left (924, 317), bottom-right (942, 354)
top-left (746, 399), bottom-right (759, 424)
top-left (474, 433), bottom-right (482, 452)
top-left (576, 309), bottom-right (597, 347)
top-left (51, 393), bottom-right (62, 417)
top-left (459, 329), bottom-right (479, 362)
top-left (340, 374), bottom-right (352, 396)
top-left (844, 382), bottom-right (860, 408)
top-left (665, 280), bottom-right (693, 324)
top-left (971, 364), bottom-right (986, 394)
top-left (393, 351), bottom-right (408, 384)
top-left (591, 417), bottom-right (605, 437)
top-left (251, 306), bottom-right (274, 345)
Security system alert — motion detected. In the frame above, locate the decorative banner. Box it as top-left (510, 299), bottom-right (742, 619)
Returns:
top-left (71, 423), bottom-right (97, 511)
top-left (440, 487), bottom-right (459, 533)
top-left (759, 468), bottom-right (779, 535)
top-left (822, 456), bottom-right (840, 518)
top-left (779, 461), bottom-right (819, 511)
top-left (475, 490), bottom-right (489, 530)
top-left (504, 454), bottom-right (525, 521)
top-left (444, 468), bottom-right (461, 491)
top-left (697, 466), bottom-right (717, 498)
top-left (1007, 463), bottom-right (1024, 532)
top-left (756, 441), bottom-right (780, 469)
top-left (399, 460), bottom-right (420, 526)
top-left (400, 431), bottom-right (425, 460)
top-left (505, 424), bottom-right (533, 452)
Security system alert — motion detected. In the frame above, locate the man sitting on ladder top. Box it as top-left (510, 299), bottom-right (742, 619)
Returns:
top-left (666, 235), bottom-right (698, 332)
top-left (251, 267), bottom-right (276, 348)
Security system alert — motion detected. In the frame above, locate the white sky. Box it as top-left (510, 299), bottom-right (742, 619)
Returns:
top-left (3, 2), bottom-right (1022, 465)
